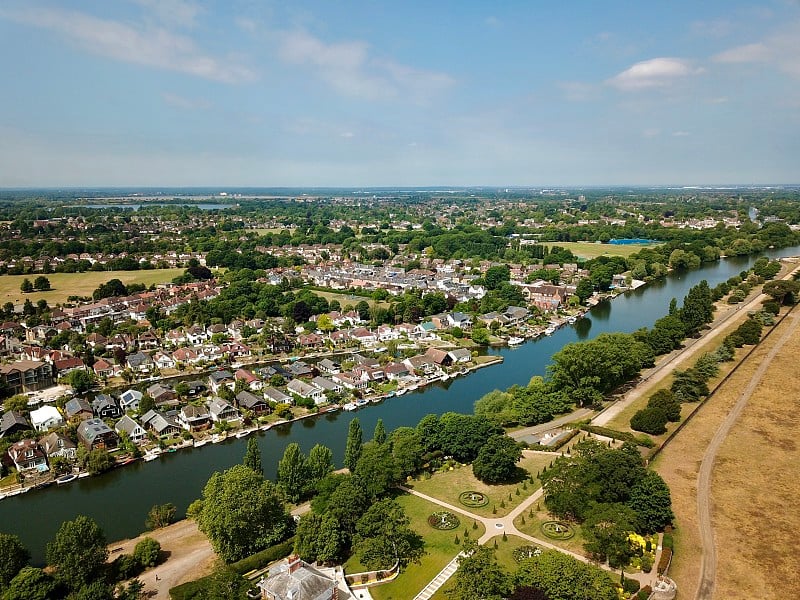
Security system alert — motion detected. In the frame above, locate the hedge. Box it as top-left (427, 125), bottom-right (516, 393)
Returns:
top-left (229, 537), bottom-right (295, 575)
top-left (170, 578), bottom-right (210, 600)
top-left (657, 547), bottom-right (673, 575)
top-left (578, 424), bottom-right (655, 448)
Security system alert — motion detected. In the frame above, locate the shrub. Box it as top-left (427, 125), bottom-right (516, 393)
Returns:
top-left (631, 407), bottom-right (668, 435)
top-left (662, 531), bottom-right (674, 550)
top-left (622, 577), bottom-right (640, 594)
top-left (228, 538), bottom-right (295, 574)
top-left (637, 586), bottom-right (652, 600)
top-left (647, 389), bottom-right (681, 422)
top-left (641, 553), bottom-right (653, 573)
top-left (657, 547), bottom-right (673, 574)
top-left (133, 537), bottom-right (161, 568)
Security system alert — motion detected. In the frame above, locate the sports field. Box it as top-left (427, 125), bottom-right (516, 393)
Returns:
top-left (544, 241), bottom-right (659, 259)
top-left (0, 269), bottom-right (185, 306)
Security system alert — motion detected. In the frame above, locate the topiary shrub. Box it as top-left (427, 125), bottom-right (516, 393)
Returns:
top-left (630, 407), bottom-right (668, 435)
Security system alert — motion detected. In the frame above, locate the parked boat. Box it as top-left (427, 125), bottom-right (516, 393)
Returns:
top-left (194, 439), bottom-right (209, 448)
top-left (235, 430), bottom-right (250, 439)
top-left (507, 336), bottom-right (525, 346)
top-left (143, 450), bottom-right (162, 462)
top-left (343, 402), bottom-right (357, 411)
top-left (55, 473), bottom-right (77, 485)
top-left (355, 399), bottom-right (369, 408)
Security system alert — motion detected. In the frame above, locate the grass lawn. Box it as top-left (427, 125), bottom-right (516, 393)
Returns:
top-left (513, 507), bottom-right (588, 556)
top-left (405, 454), bottom-right (553, 519)
top-left (0, 268), bottom-right (185, 305)
top-left (306, 289), bottom-right (389, 309)
top-left (544, 241), bottom-right (659, 259)
top-left (346, 491), bottom-right (485, 600)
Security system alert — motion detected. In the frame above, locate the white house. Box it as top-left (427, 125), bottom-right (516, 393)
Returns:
top-left (29, 405), bottom-right (65, 432)
top-left (115, 415), bottom-right (147, 444)
top-left (287, 379), bottom-right (326, 405)
top-left (119, 389), bottom-right (143, 412)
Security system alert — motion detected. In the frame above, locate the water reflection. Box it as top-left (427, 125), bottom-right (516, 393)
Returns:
top-left (591, 299), bottom-right (611, 320)
top-left (574, 317), bottom-right (592, 339)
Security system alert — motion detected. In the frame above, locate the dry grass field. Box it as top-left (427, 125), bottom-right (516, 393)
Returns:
top-left (543, 241), bottom-right (659, 259)
top-left (0, 269), bottom-right (185, 306)
top-left (653, 309), bottom-right (800, 600)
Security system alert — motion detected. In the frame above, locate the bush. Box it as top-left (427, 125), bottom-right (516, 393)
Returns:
top-left (641, 553), bottom-right (653, 573)
top-left (637, 586), bottom-right (652, 600)
top-left (630, 407), bottom-right (668, 435)
top-left (228, 537), bottom-right (294, 574)
top-left (762, 300), bottom-right (780, 315)
top-left (111, 554), bottom-right (142, 581)
top-left (133, 537), bottom-right (161, 568)
top-left (647, 389), bottom-right (681, 422)
top-left (662, 531), bottom-right (674, 551)
top-left (622, 577), bottom-right (640, 594)
top-left (657, 547), bottom-right (672, 574)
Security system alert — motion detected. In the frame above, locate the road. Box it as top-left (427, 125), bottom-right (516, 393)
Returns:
top-left (694, 309), bottom-right (800, 600)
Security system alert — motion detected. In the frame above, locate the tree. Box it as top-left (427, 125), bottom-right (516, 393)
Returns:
top-left (71, 580), bottom-right (115, 600)
top-left (474, 390), bottom-right (517, 427)
top-left (679, 280), bottom-right (714, 334)
top-left (575, 278), bottom-right (594, 304)
top-left (513, 549), bottom-right (618, 600)
top-left (64, 370), bottom-right (95, 394)
top-left (484, 265), bottom-right (511, 290)
top-left (132, 537), bottom-right (161, 568)
top-left (138, 394), bottom-right (155, 414)
top-left (46, 515), bottom-right (108, 591)
top-left (19, 279), bottom-right (33, 294)
top-left (389, 427), bottom-right (423, 477)
top-left (437, 413), bottom-right (502, 463)
top-left (449, 540), bottom-right (511, 600)
top-left (196, 464), bottom-right (290, 562)
top-left (200, 564), bottom-right (250, 600)
top-left (242, 437), bottom-right (262, 476)
top-left (325, 476), bottom-right (371, 537)
top-left (85, 449), bottom-right (114, 475)
top-left (316, 314), bottom-right (334, 332)
top-left (582, 503), bottom-right (637, 567)
top-left (630, 407), bottom-right (668, 435)
top-left (354, 499), bottom-right (425, 570)
top-left (145, 503), bottom-right (177, 530)
top-left (472, 435), bottom-right (522, 484)
top-left (373, 419), bottom-right (387, 444)
top-left (627, 471), bottom-right (674, 534)
top-left (353, 441), bottom-right (400, 498)
top-left (33, 276), bottom-right (51, 291)
top-left (763, 279), bottom-right (800, 305)
top-left (305, 444), bottom-right (334, 492)
top-left (0, 533), bottom-right (29, 591)
top-left (344, 418), bottom-right (363, 472)
top-left (2, 567), bottom-right (57, 600)
top-left (294, 513), bottom-right (345, 565)
top-left (277, 443), bottom-right (308, 503)
top-left (646, 389), bottom-right (681, 422)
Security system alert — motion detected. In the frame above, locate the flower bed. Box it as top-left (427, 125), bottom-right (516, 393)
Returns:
top-left (427, 511), bottom-right (460, 530)
top-left (540, 521), bottom-right (575, 540)
top-left (459, 491), bottom-right (489, 508)
top-left (512, 545), bottom-right (543, 562)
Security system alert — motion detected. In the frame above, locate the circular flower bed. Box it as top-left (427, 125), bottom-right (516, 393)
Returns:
top-left (540, 521), bottom-right (575, 540)
top-left (512, 545), bottom-right (543, 562)
top-left (428, 511), bottom-right (461, 530)
top-left (459, 491), bottom-right (489, 508)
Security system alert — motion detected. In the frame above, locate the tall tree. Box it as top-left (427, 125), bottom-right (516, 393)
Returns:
top-left (277, 443), bottom-right (308, 503)
top-left (196, 465), bottom-right (290, 562)
top-left (582, 503), bottom-right (637, 567)
top-left (472, 435), bottom-right (522, 484)
top-left (626, 471), bottom-right (674, 534)
top-left (353, 441), bottom-right (401, 498)
top-left (294, 513), bottom-right (344, 565)
top-left (353, 499), bottom-right (425, 570)
top-left (514, 550), bottom-right (618, 600)
top-left (450, 541), bottom-right (511, 600)
top-left (0, 533), bottom-right (29, 591)
top-left (306, 444), bottom-right (334, 491)
top-left (243, 437), bottom-right (263, 476)
top-left (344, 418), bottom-right (363, 472)
top-left (373, 419), bottom-right (387, 444)
top-left (2, 567), bottom-right (57, 600)
top-left (46, 515), bottom-right (108, 591)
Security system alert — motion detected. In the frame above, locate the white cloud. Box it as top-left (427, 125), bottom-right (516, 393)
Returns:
top-left (162, 92), bottom-right (211, 110)
top-left (713, 23), bottom-right (800, 77)
top-left (278, 29), bottom-right (454, 103)
top-left (608, 58), bottom-right (704, 91)
top-left (0, 6), bottom-right (256, 83)
top-left (672, 131), bottom-right (691, 137)
top-left (134, 0), bottom-right (202, 28)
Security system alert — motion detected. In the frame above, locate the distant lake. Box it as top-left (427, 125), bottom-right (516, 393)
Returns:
top-left (73, 203), bottom-right (233, 211)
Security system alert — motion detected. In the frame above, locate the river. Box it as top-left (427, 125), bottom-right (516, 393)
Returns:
top-left (6, 248), bottom-right (799, 564)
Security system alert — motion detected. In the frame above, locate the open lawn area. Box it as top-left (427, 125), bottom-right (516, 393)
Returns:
top-left (306, 289), bottom-right (389, 309)
top-left (345, 491), bottom-right (485, 600)
top-left (405, 454), bottom-right (553, 518)
top-left (513, 507), bottom-right (588, 557)
top-left (544, 241), bottom-right (660, 259)
top-left (0, 268), bottom-right (185, 306)
top-left (654, 305), bottom-right (800, 600)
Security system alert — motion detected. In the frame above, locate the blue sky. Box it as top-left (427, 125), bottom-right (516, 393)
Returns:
top-left (1, 0), bottom-right (799, 187)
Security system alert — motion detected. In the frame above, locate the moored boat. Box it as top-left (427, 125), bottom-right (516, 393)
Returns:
top-left (507, 336), bottom-right (525, 346)
top-left (55, 473), bottom-right (77, 485)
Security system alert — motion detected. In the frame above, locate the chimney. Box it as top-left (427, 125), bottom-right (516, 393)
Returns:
top-left (287, 554), bottom-right (302, 574)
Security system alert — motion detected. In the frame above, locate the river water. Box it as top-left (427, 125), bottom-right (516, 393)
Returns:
top-left (6, 248), bottom-right (799, 563)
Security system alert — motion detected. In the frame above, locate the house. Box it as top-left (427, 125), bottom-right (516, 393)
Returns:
top-left (503, 305), bottom-right (529, 324)
top-left (0, 360), bottom-right (54, 395)
top-left (115, 415), bottom-right (147, 444)
top-left (311, 376), bottom-right (342, 395)
top-left (184, 380), bottom-right (207, 396)
top-left (350, 327), bottom-right (377, 345)
top-left (354, 365), bottom-right (385, 382)
top-left (316, 358), bottom-right (340, 374)
top-left (92, 394), bottom-right (123, 419)
top-left (403, 355), bottom-right (438, 376)
top-left (6, 439), bottom-right (48, 472)
top-left (297, 333), bottom-right (323, 349)
top-left (208, 370), bottom-right (235, 394)
top-left (29, 405), bottom-right (65, 432)
top-left (206, 397), bottom-right (240, 423)
top-left (376, 325), bottom-right (400, 341)
top-left (446, 312), bottom-right (472, 329)
top-left (152, 351), bottom-right (176, 370)
top-left (119, 389), bottom-right (143, 412)
top-left (384, 362), bottom-right (411, 380)
top-left (40, 432), bottom-right (77, 460)
top-left (172, 347), bottom-right (201, 364)
top-left (64, 398), bottom-right (93, 422)
top-left (332, 372), bottom-right (368, 391)
top-left (221, 342), bottom-right (251, 359)
top-left (146, 383), bottom-right (178, 406)
top-left (262, 387), bottom-right (292, 406)
top-left (352, 354), bottom-right (380, 368)
top-left (235, 369), bottom-right (263, 391)
top-left (448, 348), bottom-right (472, 364)
top-left (93, 358), bottom-right (119, 378)
top-left (287, 379), bottom-right (326, 405)
top-left (126, 351), bottom-right (154, 373)
top-left (53, 357), bottom-right (85, 375)
top-left (286, 361), bottom-right (315, 379)
top-left (236, 390), bottom-right (271, 415)
top-left (77, 418), bottom-right (119, 451)
top-left (424, 347), bottom-right (453, 367)
top-left (413, 322), bottom-right (439, 340)
top-left (185, 325), bottom-right (208, 345)
top-left (140, 410), bottom-right (181, 438)
top-left (177, 405), bottom-right (211, 432)
top-left (257, 554), bottom-right (336, 600)
top-left (0, 411), bottom-right (31, 438)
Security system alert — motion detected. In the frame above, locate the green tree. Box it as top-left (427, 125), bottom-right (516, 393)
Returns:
top-left (33, 276), bottom-right (51, 291)
top-left (646, 389), bottom-right (681, 422)
top-left (145, 503), bottom-right (177, 530)
top-left (65, 370), bottom-right (95, 394)
top-left (354, 499), bottom-right (425, 570)
top-left (132, 537), bottom-right (161, 568)
top-left (472, 435), bottom-right (522, 484)
top-left (353, 441), bottom-right (400, 498)
top-left (46, 515), bottom-right (108, 591)
top-left (484, 265), bottom-right (511, 290)
top-left (325, 476), bottom-right (371, 538)
top-left (763, 279), bottom-right (800, 305)
top-left (276, 443), bottom-right (308, 503)
top-left (200, 564), bottom-right (250, 600)
top-left (582, 503), bottom-right (637, 567)
top-left (474, 390), bottom-right (516, 427)
top-left (344, 418), bottom-right (363, 472)
top-left (626, 471), bottom-right (674, 534)
top-left (85, 449), bottom-right (114, 475)
top-left (0, 533), bottom-right (29, 591)
top-left (630, 407), bottom-right (668, 435)
top-left (513, 549), bottom-right (618, 600)
top-left (242, 437), bottom-right (263, 476)
top-left (305, 444), bottom-right (334, 493)
top-left (449, 540), bottom-right (510, 600)
top-left (373, 418), bottom-right (387, 444)
top-left (437, 413), bottom-right (502, 463)
top-left (196, 464), bottom-right (290, 562)
top-left (389, 427), bottom-right (423, 477)
top-left (575, 278), bottom-right (594, 304)
top-left (71, 580), bottom-right (115, 600)
top-left (19, 279), bottom-right (33, 294)
top-left (2, 567), bottom-right (57, 600)
top-left (294, 513), bottom-right (344, 565)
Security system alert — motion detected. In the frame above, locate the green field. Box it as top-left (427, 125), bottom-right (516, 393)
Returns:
top-left (309, 289), bottom-right (390, 309)
top-left (545, 241), bottom-right (659, 259)
top-left (0, 269), bottom-right (185, 306)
